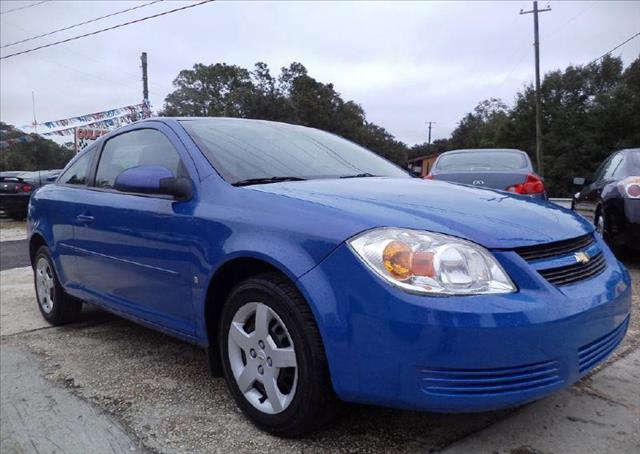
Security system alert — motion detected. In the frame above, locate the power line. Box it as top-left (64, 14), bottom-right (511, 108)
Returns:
top-left (1, 0), bottom-right (164, 49)
top-left (0, 1), bottom-right (47, 15)
top-left (587, 31), bottom-right (640, 66)
top-left (0, 0), bottom-right (215, 60)
top-left (2, 18), bottom-right (163, 94)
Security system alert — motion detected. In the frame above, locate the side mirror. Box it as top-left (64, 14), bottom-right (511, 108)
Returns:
top-left (573, 177), bottom-right (586, 186)
top-left (114, 165), bottom-right (192, 200)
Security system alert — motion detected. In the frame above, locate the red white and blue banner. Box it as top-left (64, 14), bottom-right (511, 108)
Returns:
top-left (38, 103), bottom-right (148, 130)
top-left (21, 101), bottom-right (152, 137)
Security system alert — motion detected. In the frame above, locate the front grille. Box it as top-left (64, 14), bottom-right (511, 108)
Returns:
top-left (515, 234), bottom-right (595, 262)
top-left (419, 360), bottom-right (562, 396)
top-left (578, 317), bottom-right (629, 373)
top-left (538, 252), bottom-right (606, 286)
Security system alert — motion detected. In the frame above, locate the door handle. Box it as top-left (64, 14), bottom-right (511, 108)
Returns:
top-left (76, 214), bottom-right (95, 224)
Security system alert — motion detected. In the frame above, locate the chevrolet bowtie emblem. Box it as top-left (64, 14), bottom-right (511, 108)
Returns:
top-left (574, 251), bottom-right (590, 264)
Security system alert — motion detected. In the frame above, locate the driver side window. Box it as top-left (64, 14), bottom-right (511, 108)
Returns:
top-left (603, 154), bottom-right (623, 180)
top-left (591, 157), bottom-right (611, 183)
top-left (95, 129), bottom-right (185, 189)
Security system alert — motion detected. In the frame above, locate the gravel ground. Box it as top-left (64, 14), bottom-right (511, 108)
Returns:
top-left (1, 221), bottom-right (638, 453)
top-left (0, 224), bottom-right (27, 242)
top-left (2, 302), bottom-right (511, 453)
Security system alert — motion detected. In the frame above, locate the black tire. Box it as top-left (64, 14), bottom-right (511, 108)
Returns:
top-left (33, 246), bottom-right (82, 325)
top-left (219, 272), bottom-right (339, 437)
top-left (595, 208), bottom-right (625, 257)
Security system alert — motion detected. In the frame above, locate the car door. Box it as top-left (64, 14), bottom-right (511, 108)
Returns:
top-left (590, 153), bottom-right (624, 221)
top-left (575, 154), bottom-right (619, 222)
top-left (46, 147), bottom-right (96, 288)
top-left (74, 125), bottom-right (199, 336)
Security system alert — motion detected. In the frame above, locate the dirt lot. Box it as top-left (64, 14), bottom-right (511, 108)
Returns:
top-left (1, 220), bottom-right (639, 453)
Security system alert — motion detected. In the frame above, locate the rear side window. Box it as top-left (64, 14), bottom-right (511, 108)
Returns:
top-left (435, 151), bottom-right (527, 171)
top-left (95, 129), bottom-right (185, 189)
top-left (58, 150), bottom-right (93, 186)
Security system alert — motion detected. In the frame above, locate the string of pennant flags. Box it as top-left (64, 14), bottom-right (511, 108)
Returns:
top-left (1, 102), bottom-right (151, 148)
top-left (41, 110), bottom-right (142, 136)
top-left (36, 102), bottom-right (151, 136)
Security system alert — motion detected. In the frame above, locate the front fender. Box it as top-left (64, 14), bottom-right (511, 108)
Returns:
top-left (191, 221), bottom-right (343, 344)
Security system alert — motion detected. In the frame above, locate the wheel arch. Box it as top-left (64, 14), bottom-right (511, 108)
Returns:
top-left (29, 232), bottom-right (47, 268)
top-left (202, 255), bottom-right (307, 375)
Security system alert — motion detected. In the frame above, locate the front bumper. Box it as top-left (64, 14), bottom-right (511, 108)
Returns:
top-left (297, 237), bottom-right (632, 413)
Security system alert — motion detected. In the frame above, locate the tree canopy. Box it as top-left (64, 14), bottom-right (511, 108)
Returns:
top-left (0, 123), bottom-right (74, 172)
top-left (163, 56), bottom-right (639, 196)
top-left (409, 56), bottom-right (640, 196)
top-left (160, 61), bottom-right (408, 165)
top-left (7, 56), bottom-right (634, 195)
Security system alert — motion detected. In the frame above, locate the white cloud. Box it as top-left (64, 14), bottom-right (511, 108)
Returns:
top-left (1, 0), bottom-right (639, 145)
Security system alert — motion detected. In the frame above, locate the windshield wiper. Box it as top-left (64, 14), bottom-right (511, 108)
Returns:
top-left (339, 173), bottom-right (378, 179)
top-left (232, 176), bottom-right (307, 187)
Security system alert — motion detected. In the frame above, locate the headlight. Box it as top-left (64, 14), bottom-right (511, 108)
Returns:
top-left (348, 228), bottom-right (516, 295)
top-left (618, 176), bottom-right (640, 199)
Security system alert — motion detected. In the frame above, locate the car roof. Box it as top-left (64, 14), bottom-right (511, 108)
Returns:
top-left (439, 148), bottom-right (528, 155)
top-left (145, 117), bottom-right (302, 127)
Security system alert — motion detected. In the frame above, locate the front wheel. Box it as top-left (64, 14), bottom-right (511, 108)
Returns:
top-left (219, 273), bottom-right (339, 437)
top-left (595, 209), bottom-right (626, 257)
top-left (33, 246), bottom-right (82, 325)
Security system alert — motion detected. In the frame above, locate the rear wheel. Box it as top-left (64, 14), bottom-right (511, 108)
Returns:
top-left (219, 272), bottom-right (339, 437)
top-left (33, 246), bottom-right (82, 325)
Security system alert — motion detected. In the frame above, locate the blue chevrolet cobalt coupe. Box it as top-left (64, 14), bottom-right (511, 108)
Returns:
top-left (28, 118), bottom-right (631, 436)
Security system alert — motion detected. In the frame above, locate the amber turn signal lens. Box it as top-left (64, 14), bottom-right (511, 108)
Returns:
top-left (383, 240), bottom-right (412, 280)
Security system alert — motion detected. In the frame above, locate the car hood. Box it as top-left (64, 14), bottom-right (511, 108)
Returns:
top-left (249, 177), bottom-right (593, 249)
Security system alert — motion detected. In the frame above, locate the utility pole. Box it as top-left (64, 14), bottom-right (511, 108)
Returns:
top-left (31, 91), bottom-right (37, 133)
top-left (31, 91), bottom-right (39, 168)
top-left (140, 52), bottom-right (149, 118)
top-left (425, 121), bottom-right (435, 153)
top-left (520, 1), bottom-right (551, 177)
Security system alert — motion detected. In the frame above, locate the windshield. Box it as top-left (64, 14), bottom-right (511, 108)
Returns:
top-left (435, 150), bottom-right (528, 171)
top-left (181, 119), bottom-right (409, 184)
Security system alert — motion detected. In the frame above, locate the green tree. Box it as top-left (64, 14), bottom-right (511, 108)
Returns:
top-left (444, 56), bottom-right (639, 196)
top-left (161, 63), bottom-right (254, 117)
top-left (160, 61), bottom-right (408, 165)
top-left (1, 122), bottom-right (73, 171)
top-left (408, 138), bottom-right (449, 161)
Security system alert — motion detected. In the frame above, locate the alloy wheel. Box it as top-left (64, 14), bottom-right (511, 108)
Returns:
top-left (36, 257), bottom-right (55, 314)
top-left (596, 215), bottom-right (605, 235)
top-left (227, 302), bottom-right (298, 414)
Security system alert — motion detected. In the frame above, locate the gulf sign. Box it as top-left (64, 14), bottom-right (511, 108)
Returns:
top-left (75, 128), bottom-right (109, 151)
